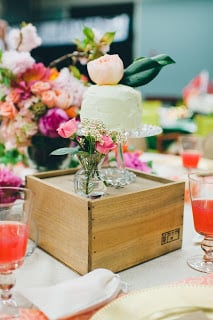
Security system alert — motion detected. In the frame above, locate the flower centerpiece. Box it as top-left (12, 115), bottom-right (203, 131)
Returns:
top-left (52, 117), bottom-right (125, 198)
top-left (0, 23), bottom-right (115, 170)
top-left (50, 25), bottom-right (175, 193)
top-left (0, 21), bottom-right (175, 177)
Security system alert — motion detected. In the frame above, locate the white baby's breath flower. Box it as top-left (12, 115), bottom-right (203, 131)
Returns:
top-left (1, 50), bottom-right (35, 76)
top-left (7, 23), bottom-right (42, 52)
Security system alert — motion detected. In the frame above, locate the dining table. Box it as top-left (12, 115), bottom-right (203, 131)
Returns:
top-left (14, 152), bottom-right (213, 318)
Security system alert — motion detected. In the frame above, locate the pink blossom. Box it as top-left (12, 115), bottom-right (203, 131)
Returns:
top-left (23, 63), bottom-right (51, 83)
top-left (31, 81), bottom-right (51, 94)
top-left (54, 89), bottom-right (73, 109)
top-left (53, 68), bottom-right (87, 107)
top-left (13, 81), bottom-right (31, 100)
top-left (19, 95), bottom-right (39, 110)
top-left (0, 101), bottom-right (17, 119)
top-left (38, 107), bottom-right (69, 138)
top-left (7, 23), bottom-right (42, 52)
top-left (2, 51), bottom-right (35, 76)
top-left (41, 90), bottom-right (57, 108)
top-left (96, 136), bottom-right (117, 154)
top-left (0, 112), bottom-right (38, 150)
top-left (6, 89), bottom-right (21, 104)
top-left (0, 167), bottom-right (23, 187)
top-left (87, 54), bottom-right (124, 85)
top-left (57, 118), bottom-right (78, 138)
top-left (123, 151), bottom-right (152, 173)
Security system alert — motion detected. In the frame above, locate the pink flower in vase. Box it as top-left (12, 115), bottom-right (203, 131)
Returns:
top-left (96, 136), bottom-right (117, 154)
top-left (57, 118), bottom-right (78, 138)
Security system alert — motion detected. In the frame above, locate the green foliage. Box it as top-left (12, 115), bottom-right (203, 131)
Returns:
top-left (73, 26), bottom-right (115, 61)
top-left (0, 67), bottom-right (15, 87)
top-left (69, 65), bottom-right (82, 80)
top-left (121, 54), bottom-right (175, 87)
top-left (0, 144), bottom-right (27, 165)
top-left (51, 146), bottom-right (79, 156)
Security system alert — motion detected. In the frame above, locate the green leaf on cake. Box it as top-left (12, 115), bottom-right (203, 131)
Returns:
top-left (121, 54), bottom-right (175, 87)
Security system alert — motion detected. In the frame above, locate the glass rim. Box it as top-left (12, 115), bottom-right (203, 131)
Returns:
top-left (188, 170), bottom-right (213, 183)
top-left (0, 186), bottom-right (34, 202)
top-left (0, 186), bottom-right (31, 191)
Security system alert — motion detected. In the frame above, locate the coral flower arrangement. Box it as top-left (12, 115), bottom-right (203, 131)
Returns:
top-left (0, 23), bottom-right (114, 168)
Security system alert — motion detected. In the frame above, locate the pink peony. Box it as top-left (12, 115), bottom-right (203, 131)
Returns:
top-left (87, 54), bottom-right (124, 85)
top-left (0, 167), bottom-right (23, 187)
top-left (38, 107), bottom-right (69, 138)
top-left (57, 118), bottom-right (78, 138)
top-left (96, 136), bottom-right (117, 154)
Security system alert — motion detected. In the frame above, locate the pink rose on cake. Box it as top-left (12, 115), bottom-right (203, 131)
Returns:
top-left (87, 54), bottom-right (124, 85)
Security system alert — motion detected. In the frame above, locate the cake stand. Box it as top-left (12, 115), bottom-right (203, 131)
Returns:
top-left (101, 124), bottom-right (162, 187)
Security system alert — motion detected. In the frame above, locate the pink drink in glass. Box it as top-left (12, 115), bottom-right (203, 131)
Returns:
top-left (0, 222), bottom-right (29, 269)
top-left (192, 199), bottom-right (213, 236)
top-left (181, 150), bottom-right (201, 168)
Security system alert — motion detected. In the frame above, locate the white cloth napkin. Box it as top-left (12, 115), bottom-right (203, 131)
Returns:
top-left (18, 268), bottom-right (124, 320)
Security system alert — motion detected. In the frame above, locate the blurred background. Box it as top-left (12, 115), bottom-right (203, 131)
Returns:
top-left (1, 0), bottom-right (213, 98)
top-left (0, 0), bottom-right (212, 162)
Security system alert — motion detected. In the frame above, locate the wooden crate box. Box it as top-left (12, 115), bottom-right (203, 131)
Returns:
top-left (26, 169), bottom-right (185, 275)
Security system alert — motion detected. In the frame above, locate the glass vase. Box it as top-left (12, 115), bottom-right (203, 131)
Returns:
top-left (73, 153), bottom-right (107, 199)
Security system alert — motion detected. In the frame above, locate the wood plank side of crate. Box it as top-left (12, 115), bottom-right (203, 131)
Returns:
top-left (27, 174), bottom-right (91, 275)
top-left (26, 170), bottom-right (185, 274)
top-left (88, 180), bottom-right (185, 272)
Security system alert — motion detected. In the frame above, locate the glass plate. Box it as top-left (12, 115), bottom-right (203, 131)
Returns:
top-left (127, 124), bottom-right (162, 138)
top-left (90, 285), bottom-right (213, 320)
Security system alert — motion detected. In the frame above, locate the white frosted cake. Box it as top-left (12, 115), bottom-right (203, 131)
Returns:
top-left (80, 84), bottom-right (142, 130)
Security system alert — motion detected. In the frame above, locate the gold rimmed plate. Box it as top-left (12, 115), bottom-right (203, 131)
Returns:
top-left (91, 285), bottom-right (213, 320)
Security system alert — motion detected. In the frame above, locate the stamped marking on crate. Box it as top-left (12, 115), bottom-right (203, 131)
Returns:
top-left (161, 228), bottom-right (180, 245)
